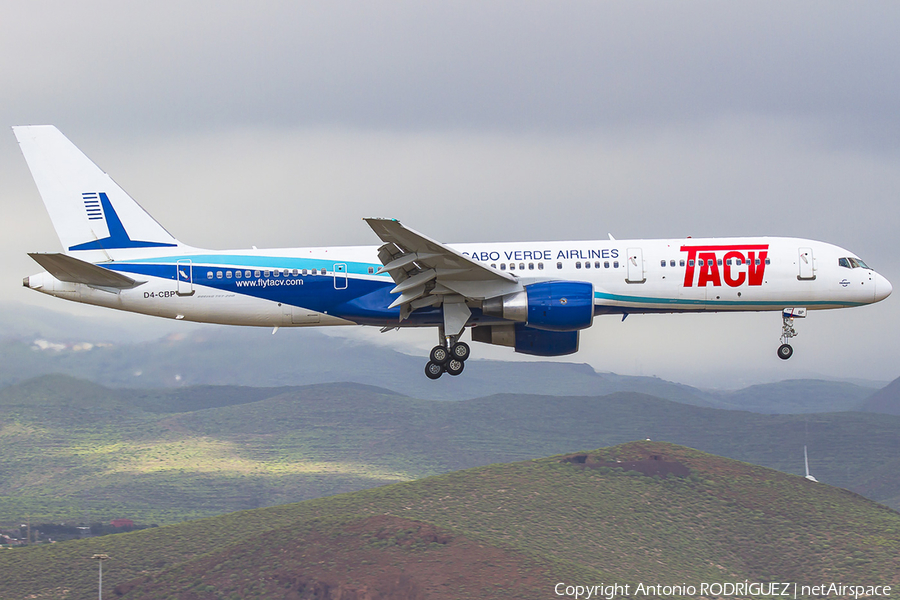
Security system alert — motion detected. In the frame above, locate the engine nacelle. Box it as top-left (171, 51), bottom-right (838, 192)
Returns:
top-left (471, 323), bottom-right (579, 356)
top-left (482, 281), bottom-right (594, 332)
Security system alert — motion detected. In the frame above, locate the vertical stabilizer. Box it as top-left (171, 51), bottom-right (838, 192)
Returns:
top-left (13, 125), bottom-right (183, 261)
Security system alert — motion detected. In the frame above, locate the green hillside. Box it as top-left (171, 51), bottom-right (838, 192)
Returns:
top-left (1, 442), bottom-right (897, 600)
top-left (1, 375), bottom-right (899, 527)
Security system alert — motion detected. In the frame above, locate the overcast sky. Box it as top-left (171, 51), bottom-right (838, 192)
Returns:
top-left (1, 1), bottom-right (897, 387)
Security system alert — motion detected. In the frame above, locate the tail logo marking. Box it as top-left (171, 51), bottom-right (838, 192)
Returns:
top-left (83, 193), bottom-right (104, 221)
top-left (69, 192), bottom-right (177, 251)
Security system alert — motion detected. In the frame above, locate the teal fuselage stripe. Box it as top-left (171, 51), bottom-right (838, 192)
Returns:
top-left (593, 291), bottom-right (863, 308)
top-left (114, 255), bottom-right (386, 277)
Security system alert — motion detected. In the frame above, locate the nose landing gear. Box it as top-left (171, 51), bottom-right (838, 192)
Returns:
top-left (777, 308), bottom-right (806, 360)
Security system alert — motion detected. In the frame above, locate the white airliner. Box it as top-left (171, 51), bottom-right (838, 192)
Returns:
top-left (15, 126), bottom-right (892, 379)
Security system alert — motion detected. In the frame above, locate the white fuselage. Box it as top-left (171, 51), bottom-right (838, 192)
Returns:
top-left (25, 236), bottom-right (891, 329)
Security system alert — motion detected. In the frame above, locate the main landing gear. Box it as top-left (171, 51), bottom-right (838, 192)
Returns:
top-left (425, 337), bottom-right (471, 380)
top-left (777, 308), bottom-right (806, 360)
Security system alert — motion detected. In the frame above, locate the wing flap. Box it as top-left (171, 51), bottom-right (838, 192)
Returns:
top-left (365, 218), bottom-right (522, 328)
top-left (28, 253), bottom-right (143, 289)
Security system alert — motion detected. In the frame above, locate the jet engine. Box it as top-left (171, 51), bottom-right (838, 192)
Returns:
top-left (481, 281), bottom-right (594, 331)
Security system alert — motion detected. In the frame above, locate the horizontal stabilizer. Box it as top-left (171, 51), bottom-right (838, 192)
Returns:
top-left (28, 253), bottom-right (143, 289)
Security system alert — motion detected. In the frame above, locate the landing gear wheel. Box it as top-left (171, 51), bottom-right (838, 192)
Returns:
top-left (425, 361), bottom-right (444, 379)
top-left (777, 344), bottom-right (793, 360)
top-left (451, 342), bottom-right (470, 362)
top-left (445, 359), bottom-right (465, 376)
top-left (429, 345), bottom-right (449, 365)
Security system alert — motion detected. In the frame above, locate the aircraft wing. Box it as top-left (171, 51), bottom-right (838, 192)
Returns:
top-left (364, 218), bottom-right (521, 321)
top-left (28, 253), bottom-right (144, 289)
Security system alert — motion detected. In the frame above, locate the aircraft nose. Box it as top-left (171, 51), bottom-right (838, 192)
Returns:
top-left (874, 272), bottom-right (892, 302)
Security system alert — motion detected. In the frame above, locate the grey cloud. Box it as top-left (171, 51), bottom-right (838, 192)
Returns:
top-left (2, 2), bottom-right (899, 145)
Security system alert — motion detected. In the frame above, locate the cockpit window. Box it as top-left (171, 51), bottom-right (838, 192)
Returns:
top-left (839, 257), bottom-right (871, 269)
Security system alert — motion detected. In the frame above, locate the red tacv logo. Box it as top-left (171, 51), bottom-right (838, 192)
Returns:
top-left (681, 244), bottom-right (769, 287)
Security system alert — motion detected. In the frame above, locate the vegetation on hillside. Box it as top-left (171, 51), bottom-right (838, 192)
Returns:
top-left (0, 442), bottom-right (896, 600)
top-left (1, 376), bottom-right (898, 528)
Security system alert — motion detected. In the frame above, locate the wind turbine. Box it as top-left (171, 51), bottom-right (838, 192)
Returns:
top-left (804, 445), bottom-right (818, 482)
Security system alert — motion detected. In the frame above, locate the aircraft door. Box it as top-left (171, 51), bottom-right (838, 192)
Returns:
top-left (798, 248), bottom-right (815, 280)
top-left (176, 259), bottom-right (195, 296)
top-left (333, 263), bottom-right (348, 290)
top-left (626, 248), bottom-right (646, 283)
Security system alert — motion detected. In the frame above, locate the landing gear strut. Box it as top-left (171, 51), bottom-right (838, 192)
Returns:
top-left (424, 330), bottom-right (470, 379)
top-left (777, 308), bottom-right (806, 360)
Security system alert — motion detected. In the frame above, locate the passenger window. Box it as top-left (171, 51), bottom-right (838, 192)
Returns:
top-left (509, 263), bottom-right (515, 270)
top-left (500, 264), bottom-right (506, 270)
top-left (726, 259), bottom-right (731, 266)
top-left (301, 269), bottom-right (307, 275)
top-left (688, 260), bottom-right (694, 267)
top-left (679, 260), bottom-right (685, 267)
top-left (538, 263), bottom-right (544, 270)
top-left (765, 259), bottom-right (770, 265)
top-left (557, 262), bottom-right (563, 269)
top-left (528, 263), bottom-right (534, 270)
top-left (491, 264), bottom-right (497, 269)
top-left (576, 261), bottom-right (582, 269)
top-left (226, 271), bottom-right (232, 278)
top-left (585, 262), bottom-right (591, 269)
top-left (604, 261), bottom-right (609, 268)
top-left (207, 271), bottom-right (213, 279)
top-left (273, 270), bottom-right (279, 277)
top-left (254, 270), bottom-right (261, 278)
top-left (235, 271), bottom-right (242, 278)
top-left (519, 263), bottom-right (525, 270)
top-left (216, 271), bottom-right (223, 279)
top-left (755, 259), bottom-right (760, 265)
top-left (670, 260), bottom-right (675, 267)
top-left (660, 260), bottom-right (666, 267)
top-left (736, 259), bottom-right (742, 266)
top-left (717, 259), bottom-right (722, 266)
top-left (367, 267), bottom-right (374, 274)
top-left (321, 268), bottom-right (326, 275)
top-left (595, 261), bottom-right (601, 269)
top-left (245, 271), bottom-right (251, 278)
top-left (263, 270), bottom-right (270, 277)
top-left (613, 261), bottom-right (619, 268)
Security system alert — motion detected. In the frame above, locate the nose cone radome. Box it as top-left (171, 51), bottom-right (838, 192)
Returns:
top-left (875, 272), bottom-right (892, 302)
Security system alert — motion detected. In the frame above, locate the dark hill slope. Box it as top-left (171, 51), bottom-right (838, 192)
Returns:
top-left (1, 443), bottom-right (897, 600)
top-left (860, 375), bottom-right (900, 416)
top-left (114, 515), bottom-right (589, 600)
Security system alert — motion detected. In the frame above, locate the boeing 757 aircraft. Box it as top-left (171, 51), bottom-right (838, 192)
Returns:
top-left (15, 126), bottom-right (892, 378)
